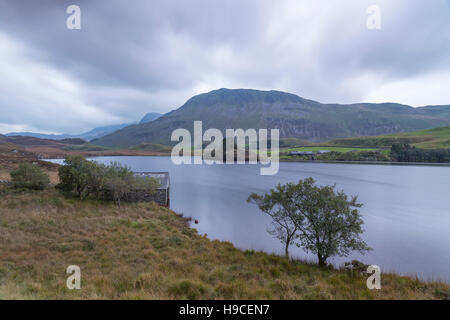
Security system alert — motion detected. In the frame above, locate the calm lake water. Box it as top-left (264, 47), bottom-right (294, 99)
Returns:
top-left (50, 157), bottom-right (450, 282)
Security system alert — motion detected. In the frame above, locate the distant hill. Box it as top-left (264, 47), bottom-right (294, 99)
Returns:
top-left (139, 112), bottom-right (162, 124)
top-left (0, 135), bottom-right (65, 148)
top-left (76, 123), bottom-right (135, 141)
top-left (93, 88), bottom-right (450, 148)
top-left (6, 123), bottom-right (134, 141)
top-left (0, 134), bottom-right (114, 160)
top-left (328, 126), bottom-right (450, 149)
top-left (6, 131), bottom-right (72, 140)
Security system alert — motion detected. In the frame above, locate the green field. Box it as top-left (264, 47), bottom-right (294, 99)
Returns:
top-left (387, 126), bottom-right (450, 148)
top-left (282, 146), bottom-right (379, 153)
top-left (328, 126), bottom-right (450, 149)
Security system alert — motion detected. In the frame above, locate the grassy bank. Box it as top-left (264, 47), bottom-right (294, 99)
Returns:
top-left (0, 187), bottom-right (448, 300)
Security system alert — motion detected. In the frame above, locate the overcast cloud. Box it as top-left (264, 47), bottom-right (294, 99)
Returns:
top-left (0, 0), bottom-right (449, 134)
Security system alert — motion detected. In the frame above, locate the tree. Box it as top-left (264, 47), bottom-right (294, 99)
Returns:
top-left (291, 179), bottom-right (371, 266)
top-left (57, 155), bottom-right (102, 199)
top-left (10, 162), bottom-right (50, 190)
top-left (391, 143), bottom-right (450, 163)
top-left (248, 178), bottom-right (371, 266)
top-left (247, 184), bottom-right (300, 258)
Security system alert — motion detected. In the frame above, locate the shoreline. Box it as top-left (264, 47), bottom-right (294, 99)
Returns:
top-left (279, 159), bottom-right (450, 167)
top-left (42, 154), bottom-right (450, 167)
top-left (37, 150), bottom-right (171, 159)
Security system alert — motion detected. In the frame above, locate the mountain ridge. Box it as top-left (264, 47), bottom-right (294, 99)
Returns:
top-left (84, 88), bottom-right (450, 147)
top-left (139, 112), bottom-right (163, 124)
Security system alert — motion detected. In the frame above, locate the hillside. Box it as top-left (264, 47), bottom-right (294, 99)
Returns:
top-left (0, 135), bottom-right (171, 165)
top-left (93, 89), bottom-right (450, 148)
top-left (0, 187), bottom-right (448, 299)
top-left (0, 142), bottom-right (60, 183)
top-left (328, 126), bottom-right (450, 149)
top-left (0, 135), bottom-right (72, 148)
top-left (0, 135), bottom-right (87, 159)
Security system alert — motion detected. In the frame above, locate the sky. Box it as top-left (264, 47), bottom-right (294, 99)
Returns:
top-left (0, 0), bottom-right (449, 134)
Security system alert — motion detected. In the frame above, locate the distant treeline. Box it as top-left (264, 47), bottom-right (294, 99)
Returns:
top-left (390, 144), bottom-right (450, 163)
top-left (314, 150), bottom-right (390, 162)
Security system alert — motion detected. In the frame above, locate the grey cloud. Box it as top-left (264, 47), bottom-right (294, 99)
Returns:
top-left (0, 0), bottom-right (449, 133)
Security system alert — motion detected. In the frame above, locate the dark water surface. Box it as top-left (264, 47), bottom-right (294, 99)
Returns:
top-left (50, 157), bottom-right (450, 282)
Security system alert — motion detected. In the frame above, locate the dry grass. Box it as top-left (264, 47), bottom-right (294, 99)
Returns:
top-left (0, 170), bottom-right (10, 181)
top-left (0, 144), bottom-right (60, 185)
top-left (0, 188), bottom-right (448, 300)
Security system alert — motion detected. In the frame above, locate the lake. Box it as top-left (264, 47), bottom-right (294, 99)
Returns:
top-left (49, 156), bottom-right (450, 282)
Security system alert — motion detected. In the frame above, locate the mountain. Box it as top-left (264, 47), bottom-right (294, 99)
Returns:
top-left (6, 123), bottom-right (134, 142)
top-left (91, 88), bottom-right (450, 148)
top-left (139, 112), bottom-right (162, 124)
top-left (77, 123), bottom-right (135, 141)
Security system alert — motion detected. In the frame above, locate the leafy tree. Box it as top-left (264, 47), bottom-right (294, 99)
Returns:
top-left (247, 184), bottom-right (300, 258)
top-left (10, 162), bottom-right (50, 190)
top-left (291, 178), bottom-right (371, 266)
top-left (249, 178), bottom-right (371, 266)
top-left (57, 155), bottom-right (101, 199)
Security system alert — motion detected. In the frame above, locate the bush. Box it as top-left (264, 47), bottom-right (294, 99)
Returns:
top-left (101, 162), bottom-right (159, 206)
top-left (10, 162), bottom-right (50, 190)
top-left (101, 162), bottom-right (135, 206)
top-left (57, 156), bottom-right (159, 205)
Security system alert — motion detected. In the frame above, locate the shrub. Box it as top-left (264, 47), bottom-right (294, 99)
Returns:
top-left (344, 260), bottom-right (370, 277)
top-left (101, 162), bottom-right (159, 206)
top-left (10, 162), bottom-right (50, 190)
top-left (101, 162), bottom-right (135, 206)
top-left (168, 280), bottom-right (206, 299)
top-left (57, 156), bottom-right (159, 205)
